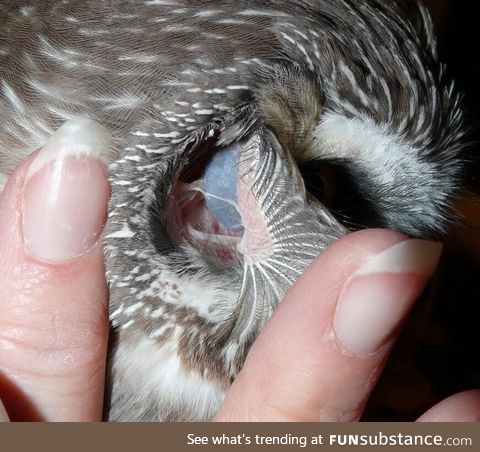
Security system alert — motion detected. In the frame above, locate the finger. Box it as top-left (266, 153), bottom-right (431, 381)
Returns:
top-left (215, 229), bottom-right (442, 421)
top-left (417, 390), bottom-right (480, 422)
top-left (0, 118), bottom-right (111, 421)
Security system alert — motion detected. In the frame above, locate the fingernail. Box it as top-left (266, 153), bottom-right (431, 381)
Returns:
top-left (333, 240), bottom-right (442, 356)
top-left (0, 398), bottom-right (9, 422)
top-left (22, 118), bottom-right (111, 262)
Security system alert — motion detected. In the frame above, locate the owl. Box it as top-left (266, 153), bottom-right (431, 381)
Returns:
top-left (0, 0), bottom-right (466, 420)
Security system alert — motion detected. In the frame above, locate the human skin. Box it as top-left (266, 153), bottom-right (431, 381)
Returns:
top-left (0, 124), bottom-right (479, 422)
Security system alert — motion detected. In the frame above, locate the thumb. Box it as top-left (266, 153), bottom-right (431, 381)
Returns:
top-left (216, 229), bottom-right (442, 421)
top-left (0, 118), bottom-right (111, 421)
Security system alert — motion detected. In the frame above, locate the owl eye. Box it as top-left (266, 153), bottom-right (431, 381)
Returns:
top-left (300, 159), bottom-right (385, 230)
top-left (299, 161), bottom-right (336, 207)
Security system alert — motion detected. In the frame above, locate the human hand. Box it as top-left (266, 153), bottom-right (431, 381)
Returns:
top-left (0, 119), bottom-right (110, 421)
top-left (1, 119), bottom-right (478, 422)
top-left (215, 230), bottom-right (480, 421)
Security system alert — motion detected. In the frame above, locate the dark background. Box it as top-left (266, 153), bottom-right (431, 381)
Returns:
top-left (365, 1), bottom-right (480, 420)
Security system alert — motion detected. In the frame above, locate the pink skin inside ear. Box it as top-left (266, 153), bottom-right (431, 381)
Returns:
top-left (236, 151), bottom-right (273, 261)
top-left (173, 141), bottom-right (274, 263)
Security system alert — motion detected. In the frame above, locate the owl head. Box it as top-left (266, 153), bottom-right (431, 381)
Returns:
top-left (99, 0), bottom-right (466, 384)
top-left (0, 0), bottom-right (466, 392)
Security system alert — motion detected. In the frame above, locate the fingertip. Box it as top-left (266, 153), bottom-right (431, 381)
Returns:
top-left (417, 390), bottom-right (480, 422)
top-left (1, 118), bottom-right (112, 266)
top-left (22, 119), bottom-right (111, 263)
